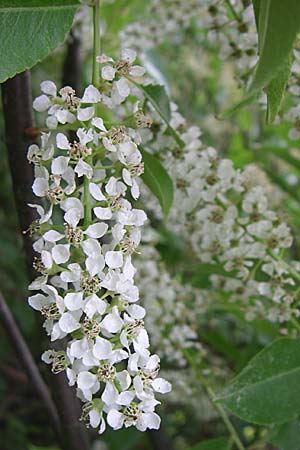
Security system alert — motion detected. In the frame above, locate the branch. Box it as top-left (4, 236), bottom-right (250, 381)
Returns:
top-left (0, 290), bottom-right (60, 435)
top-left (62, 27), bottom-right (82, 95)
top-left (1, 71), bottom-right (37, 278)
top-left (2, 71), bottom-right (90, 450)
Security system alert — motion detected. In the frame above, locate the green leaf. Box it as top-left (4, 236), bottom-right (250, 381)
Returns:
top-left (0, 0), bottom-right (79, 82)
top-left (187, 437), bottom-right (231, 450)
top-left (140, 84), bottom-right (171, 121)
top-left (185, 262), bottom-right (236, 288)
top-left (269, 420), bottom-right (300, 450)
top-left (140, 147), bottom-right (173, 219)
top-left (222, 0), bottom-right (300, 118)
top-left (216, 338), bottom-right (300, 425)
top-left (266, 55), bottom-right (292, 123)
top-left (218, 93), bottom-right (258, 120)
top-left (252, 0), bottom-right (261, 34)
top-left (249, 0), bottom-right (300, 94)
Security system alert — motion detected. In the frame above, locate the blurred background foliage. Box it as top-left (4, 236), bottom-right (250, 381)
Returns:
top-left (1, 1), bottom-right (300, 449)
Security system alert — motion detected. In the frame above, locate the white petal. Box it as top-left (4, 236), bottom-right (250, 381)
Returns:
top-left (89, 182), bottom-right (106, 201)
top-left (84, 294), bottom-right (107, 318)
top-left (52, 244), bottom-right (70, 264)
top-left (32, 178), bottom-right (48, 197)
top-left (152, 378), bottom-right (172, 394)
top-left (76, 128), bottom-right (93, 146)
top-left (46, 115), bottom-right (58, 129)
top-left (123, 257), bottom-right (136, 279)
top-left (82, 238), bottom-right (101, 258)
top-left (59, 312), bottom-right (81, 333)
top-left (61, 197), bottom-right (84, 214)
top-left (41, 80), bottom-right (57, 96)
top-left (138, 412), bottom-right (160, 431)
top-left (102, 382), bottom-right (119, 406)
top-left (117, 391), bottom-right (135, 406)
top-left (43, 230), bottom-right (64, 242)
top-left (77, 106), bottom-right (95, 121)
top-left (121, 48), bottom-right (136, 63)
top-left (51, 156), bottom-right (69, 175)
top-left (28, 293), bottom-right (48, 311)
top-left (101, 66), bottom-right (116, 81)
top-left (94, 207), bottom-right (112, 220)
top-left (91, 117), bottom-right (107, 132)
top-left (135, 329), bottom-right (149, 349)
top-left (86, 255), bottom-right (105, 276)
top-left (129, 65), bottom-right (145, 77)
top-left (89, 410), bottom-right (101, 428)
top-left (60, 263), bottom-right (81, 282)
top-left (64, 292), bottom-right (84, 311)
top-left (33, 95), bottom-right (52, 112)
top-left (41, 250), bottom-right (53, 269)
top-left (127, 304), bottom-right (145, 319)
top-left (107, 410), bottom-right (124, 430)
top-left (75, 159), bottom-right (93, 179)
top-left (84, 223), bottom-right (108, 238)
top-left (77, 371), bottom-right (97, 390)
top-left (116, 370), bottom-right (131, 390)
top-left (105, 251), bottom-right (123, 269)
top-left (131, 179), bottom-right (140, 200)
top-left (101, 307), bottom-right (123, 333)
top-left (122, 168), bottom-right (132, 186)
top-left (115, 78), bottom-right (130, 98)
top-left (81, 85), bottom-right (101, 103)
top-left (64, 207), bottom-right (81, 228)
top-left (93, 337), bottom-right (112, 359)
top-left (56, 133), bottom-right (70, 150)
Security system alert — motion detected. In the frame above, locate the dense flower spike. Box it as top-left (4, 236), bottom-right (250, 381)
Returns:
top-left (27, 50), bottom-right (171, 434)
top-left (139, 102), bottom-right (298, 325)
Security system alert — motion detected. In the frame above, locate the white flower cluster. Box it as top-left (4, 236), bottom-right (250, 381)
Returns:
top-left (27, 50), bottom-right (171, 434)
top-left (120, 0), bottom-right (203, 51)
top-left (120, 0), bottom-right (257, 85)
top-left (136, 229), bottom-right (206, 367)
top-left (140, 102), bottom-right (300, 324)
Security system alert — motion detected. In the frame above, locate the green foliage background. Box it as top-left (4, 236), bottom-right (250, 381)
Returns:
top-left (2, 1), bottom-right (300, 450)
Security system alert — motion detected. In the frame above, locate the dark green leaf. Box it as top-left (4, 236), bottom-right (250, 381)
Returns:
top-left (0, 1), bottom-right (79, 82)
top-left (187, 436), bottom-right (231, 450)
top-left (269, 420), bottom-right (300, 450)
top-left (252, 0), bottom-right (261, 34)
top-left (140, 147), bottom-right (173, 219)
top-left (266, 55), bottom-right (292, 123)
top-left (216, 338), bottom-right (300, 425)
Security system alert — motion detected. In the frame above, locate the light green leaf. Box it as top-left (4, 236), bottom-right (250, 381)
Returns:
top-left (269, 420), bottom-right (300, 450)
top-left (221, 0), bottom-right (300, 118)
top-left (187, 437), bottom-right (231, 450)
top-left (140, 147), bottom-right (173, 220)
top-left (140, 84), bottom-right (171, 121)
top-left (266, 55), bottom-right (292, 123)
top-left (187, 262), bottom-right (236, 288)
top-left (216, 338), bottom-right (300, 425)
top-left (249, 0), bottom-right (300, 94)
top-left (218, 93), bottom-right (258, 120)
top-left (0, 0), bottom-right (80, 82)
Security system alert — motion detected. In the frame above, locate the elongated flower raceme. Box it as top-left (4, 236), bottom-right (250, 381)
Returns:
top-left (27, 49), bottom-right (171, 434)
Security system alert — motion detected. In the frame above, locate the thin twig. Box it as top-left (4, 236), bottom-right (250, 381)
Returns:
top-left (0, 290), bottom-right (60, 434)
top-left (184, 350), bottom-right (246, 450)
